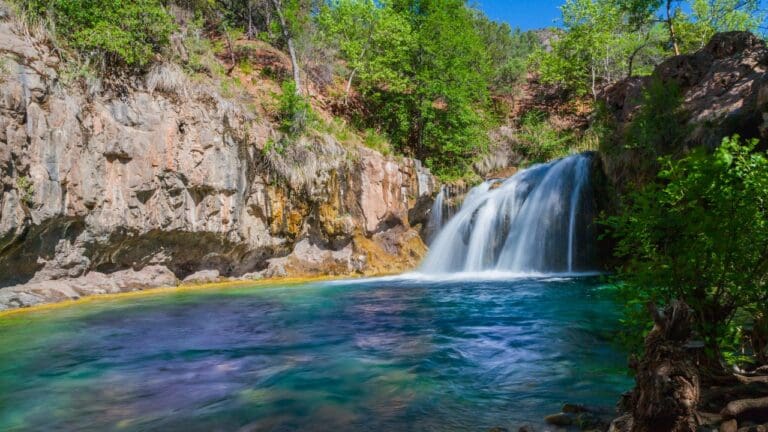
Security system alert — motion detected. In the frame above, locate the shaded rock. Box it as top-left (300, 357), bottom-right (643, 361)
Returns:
top-left (722, 419), bottom-right (739, 432)
top-left (563, 403), bottom-right (590, 414)
top-left (736, 425), bottom-right (768, 432)
top-left (545, 413), bottom-right (574, 426)
top-left (608, 414), bottom-right (633, 432)
top-left (601, 31), bottom-right (768, 190)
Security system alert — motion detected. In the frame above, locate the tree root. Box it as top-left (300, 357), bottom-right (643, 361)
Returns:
top-left (608, 301), bottom-right (768, 432)
top-left (721, 396), bottom-right (768, 419)
top-left (736, 375), bottom-right (768, 385)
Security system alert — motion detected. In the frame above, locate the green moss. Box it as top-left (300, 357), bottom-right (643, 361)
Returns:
top-left (16, 176), bottom-right (34, 207)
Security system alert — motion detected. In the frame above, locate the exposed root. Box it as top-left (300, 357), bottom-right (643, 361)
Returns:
top-left (736, 375), bottom-right (768, 385)
top-left (721, 397), bottom-right (768, 419)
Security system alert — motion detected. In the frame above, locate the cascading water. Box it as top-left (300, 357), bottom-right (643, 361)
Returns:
top-left (421, 153), bottom-right (597, 274)
top-left (426, 186), bottom-right (446, 244)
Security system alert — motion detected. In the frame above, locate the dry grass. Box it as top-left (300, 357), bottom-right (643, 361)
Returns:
top-left (261, 133), bottom-right (351, 194)
top-left (146, 62), bottom-right (189, 98)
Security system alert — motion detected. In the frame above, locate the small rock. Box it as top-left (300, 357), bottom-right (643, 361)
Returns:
top-left (576, 412), bottom-right (609, 431)
top-left (738, 425), bottom-right (768, 432)
top-left (518, 426), bottom-right (535, 432)
top-left (239, 272), bottom-right (264, 281)
top-left (721, 419), bottom-right (738, 432)
top-left (487, 428), bottom-right (508, 432)
top-left (608, 414), bottom-right (633, 432)
top-left (182, 269), bottom-right (221, 284)
top-left (545, 413), bottom-right (574, 427)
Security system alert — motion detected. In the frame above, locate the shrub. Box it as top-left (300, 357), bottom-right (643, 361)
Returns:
top-left (625, 78), bottom-right (687, 154)
top-left (515, 110), bottom-right (574, 162)
top-left (276, 81), bottom-right (312, 137)
top-left (24, 0), bottom-right (176, 68)
top-left (146, 63), bottom-right (188, 96)
top-left (603, 135), bottom-right (768, 365)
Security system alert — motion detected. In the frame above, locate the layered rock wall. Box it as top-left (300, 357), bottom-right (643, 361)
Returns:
top-left (0, 11), bottom-right (436, 309)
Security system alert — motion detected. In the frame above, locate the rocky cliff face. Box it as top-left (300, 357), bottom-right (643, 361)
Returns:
top-left (0, 11), bottom-right (436, 309)
top-left (602, 31), bottom-right (768, 188)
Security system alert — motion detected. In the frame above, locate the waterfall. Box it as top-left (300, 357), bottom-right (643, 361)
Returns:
top-left (427, 186), bottom-right (446, 244)
top-left (420, 153), bottom-right (596, 274)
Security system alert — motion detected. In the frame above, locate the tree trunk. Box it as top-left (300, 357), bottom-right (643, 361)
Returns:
top-left (630, 301), bottom-right (700, 432)
top-left (247, 1), bottom-right (255, 40)
top-left (224, 27), bottom-right (236, 76)
top-left (269, 0), bottom-right (302, 95)
top-left (627, 30), bottom-right (652, 78)
top-left (666, 0), bottom-right (681, 55)
top-left (344, 68), bottom-right (357, 102)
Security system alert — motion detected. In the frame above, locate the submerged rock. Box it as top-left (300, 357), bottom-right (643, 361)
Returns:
top-left (545, 412), bottom-right (574, 426)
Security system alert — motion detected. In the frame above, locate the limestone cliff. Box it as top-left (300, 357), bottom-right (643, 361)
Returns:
top-left (0, 11), bottom-right (437, 309)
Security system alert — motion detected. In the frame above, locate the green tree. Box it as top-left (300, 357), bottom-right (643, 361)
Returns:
top-left (407, 0), bottom-right (491, 176)
top-left (619, 0), bottom-right (763, 55)
top-left (473, 15), bottom-right (540, 92)
top-left (25, 0), bottom-right (176, 68)
top-left (538, 0), bottom-right (663, 98)
top-left (318, 0), bottom-right (414, 99)
top-left (604, 136), bottom-right (768, 364)
top-left (677, 0), bottom-right (763, 51)
top-left (319, 0), bottom-right (493, 178)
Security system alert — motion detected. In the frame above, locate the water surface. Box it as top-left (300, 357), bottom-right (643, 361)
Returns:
top-left (0, 275), bottom-right (630, 431)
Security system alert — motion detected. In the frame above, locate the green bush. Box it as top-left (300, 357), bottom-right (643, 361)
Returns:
top-left (24, 0), bottom-right (176, 68)
top-left (603, 135), bottom-right (768, 364)
top-left (15, 176), bottom-right (35, 207)
top-left (276, 81), bottom-right (313, 137)
top-left (515, 110), bottom-right (574, 162)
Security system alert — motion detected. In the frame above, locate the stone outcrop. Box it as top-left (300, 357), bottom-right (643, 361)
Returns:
top-left (0, 265), bottom-right (178, 309)
top-left (602, 31), bottom-right (768, 187)
top-left (0, 9), bottom-right (437, 310)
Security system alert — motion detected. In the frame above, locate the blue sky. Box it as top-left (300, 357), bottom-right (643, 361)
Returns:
top-left (476, 0), bottom-right (768, 31)
top-left (475, 0), bottom-right (565, 30)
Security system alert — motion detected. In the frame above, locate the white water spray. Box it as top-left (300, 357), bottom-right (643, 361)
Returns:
top-left (421, 153), bottom-right (595, 274)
